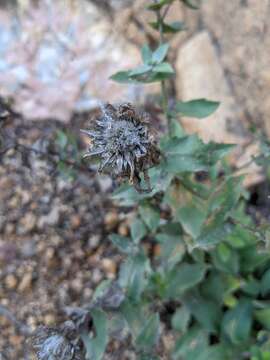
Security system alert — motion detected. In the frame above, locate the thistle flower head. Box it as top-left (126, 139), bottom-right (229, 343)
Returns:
top-left (82, 103), bottom-right (160, 192)
top-left (31, 322), bottom-right (84, 360)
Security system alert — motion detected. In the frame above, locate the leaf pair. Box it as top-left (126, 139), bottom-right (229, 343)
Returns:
top-left (110, 43), bottom-right (174, 84)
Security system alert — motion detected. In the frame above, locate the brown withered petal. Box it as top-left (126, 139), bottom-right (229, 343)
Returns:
top-left (82, 103), bottom-right (160, 193)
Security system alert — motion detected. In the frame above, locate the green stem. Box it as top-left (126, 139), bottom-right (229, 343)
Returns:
top-left (156, 6), bottom-right (171, 134)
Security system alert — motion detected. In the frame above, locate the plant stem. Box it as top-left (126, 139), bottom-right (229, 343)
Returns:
top-left (156, 6), bottom-right (171, 133)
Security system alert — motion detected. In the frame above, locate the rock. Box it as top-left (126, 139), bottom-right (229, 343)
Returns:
top-left (88, 234), bottom-right (100, 249)
top-left (118, 222), bottom-right (129, 237)
top-left (18, 272), bottom-right (33, 293)
top-left (201, 0), bottom-right (270, 137)
top-left (43, 313), bottom-right (56, 326)
top-left (176, 31), bottom-right (263, 186)
top-left (176, 31), bottom-right (246, 144)
top-left (101, 258), bottom-right (117, 278)
top-left (38, 206), bottom-right (60, 228)
top-left (45, 247), bottom-right (55, 262)
top-left (104, 211), bottom-right (119, 230)
top-left (21, 241), bottom-right (36, 258)
top-left (70, 278), bottom-right (83, 293)
top-left (9, 335), bottom-right (23, 347)
top-left (92, 268), bottom-right (103, 284)
top-left (19, 212), bottom-right (37, 233)
top-left (97, 175), bottom-right (112, 193)
top-left (5, 274), bottom-right (18, 289)
top-left (0, 1), bottom-right (143, 122)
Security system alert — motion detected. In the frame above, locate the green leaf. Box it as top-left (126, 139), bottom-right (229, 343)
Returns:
top-left (208, 176), bottom-right (244, 220)
top-left (153, 62), bottom-right (174, 74)
top-left (160, 134), bottom-right (203, 155)
top-left (147, 0), bottom-right (174, 11)
top-left (242, 276), bottom-right (260, 296)
top-left (240, 246), bottom-right (270, 273)
top-left (164, 154), bottom-right (207, 174)
top-left (141, 44), bottom-right (152, 64)
top-left (221, 299), bottom-right (253, 345)
top-left (152, 43), bottom-right (169, 63)
top-left (110, 234), bottom-right (137, 254)
top-left (56, 130), bottom-right (68, 149)
top-left (147, 71), bottom-right (174, 82)
top-left (182, 291), bottom-right (221, 333)
top-left (211, 243), bottom-right (240, 275)
top-left (202, 143), bottom-right (235, 164)
top-left (196, 345), bottom-right (229, 360)
top-left (173, 325), bottom-right (208, 360)
top-left (119, 253), bottom-right (150, 301)
top-left (195, 223), bottom-right (233, 249)
top-left (227, 226), bottom-right (257, 249)
top-left (255, 308), bottom-right (270, 331)
top-left (176, 204), bottom-right (207, 238)
top-left (168, 118), bottom-right (185, 138)
top-left (129, 64), bottom-right (152, 76)
top-left (112, 166), bottom-right (173, 206)
top-left (164, 262), bottom-right (206, 299)
top-left (130, 218), bottom-right (147, 244)
top-left (150, 20), bottom-right (187, 33)
top-left (175, 99), bottom-right (220, 118)
top-left (171, 306), bottom-right (191, 332)
top-left (136, 313), bottom-right (160, 350)
top-left (120, 300), bottom-right (146, 338)
top-left (92, 279), bottom-right (112, 302)
top-left (201, 272), bottom-right (241, 304)
top-left (181, 0), bottom-right (200, 9)
top-left (139, 204), bottom-right (160, 232)
top-left (156, 233), bottom-right (186, 269)
top-left (110, 70), bottom-right (137, 84)
top-left (261, 269), bottom-right (270, 297)
top-left (81, 309), bottom-right (107, 360)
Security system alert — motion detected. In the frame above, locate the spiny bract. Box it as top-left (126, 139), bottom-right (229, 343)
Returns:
top-left (82, 103), bottom-right (160, 192)
top-left (31, 322), bottom-right (84, 360)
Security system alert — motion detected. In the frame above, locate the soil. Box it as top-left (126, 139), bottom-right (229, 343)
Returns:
top-left (0, 113), bottom-right (131, 359)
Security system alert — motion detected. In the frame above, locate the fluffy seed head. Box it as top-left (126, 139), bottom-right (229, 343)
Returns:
top-left (82, 103), bottom-right (160, 192)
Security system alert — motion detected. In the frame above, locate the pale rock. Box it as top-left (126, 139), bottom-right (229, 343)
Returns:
top-left (176, 31), bottom-right (262, 186)
top-left (19, 212), bottom-right (37, 233)
top-left (201, 0), bottom-right (270, 138)
top-left (0, 1), bottom-right (144, 122)
top-left (38, 206), bottom-right (60, 228)
top-left (101, 258), bottom-right (117, 277)
top-left (18, 272), bottom-right (33, 293)
top-left (176, 31), bottom-right (246, 144)
top-left (5, 273), bottom-right (18, 289)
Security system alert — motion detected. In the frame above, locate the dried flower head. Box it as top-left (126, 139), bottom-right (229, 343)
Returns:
top-left (82, 103), bottom-right (160, 192)
top-left (31, 322), bottom-right (84, 360)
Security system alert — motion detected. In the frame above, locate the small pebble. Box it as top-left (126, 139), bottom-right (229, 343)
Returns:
top-left (18, 272), bottom-right (33, 293)
top-left (101, 258), bottom-right (117, 277)
top-left (104, 211), bottom-right (119, 230)
top-left (20, 212), bottom-right (36, 232)
top-left (70, 214), bottom-right (81, 229)
top-left (5, 274), bottom-right (18, 290)
top-left (44, 313), bottom-right (56, 326)
top-left (118, 222), bottom-right (129, 237)
top-left (92, 268), bottom-right (103, 284)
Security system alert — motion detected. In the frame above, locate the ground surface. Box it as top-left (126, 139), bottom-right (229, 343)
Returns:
top-left (0, 114), bottom-right (136, 359)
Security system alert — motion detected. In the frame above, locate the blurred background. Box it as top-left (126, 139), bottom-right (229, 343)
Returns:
top-left (0, 0), bottom-right (269, 358)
